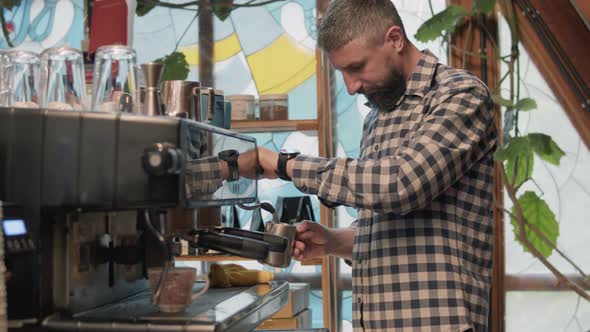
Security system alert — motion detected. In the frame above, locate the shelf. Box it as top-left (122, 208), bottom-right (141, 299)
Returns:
top-left (176, 254), bottom-right (254, 262)
top-left (230, 120), bottom-right (318, 133)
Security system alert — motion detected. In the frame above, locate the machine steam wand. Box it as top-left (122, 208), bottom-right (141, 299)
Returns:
top-left (143, 210), bottom-right (173, 306)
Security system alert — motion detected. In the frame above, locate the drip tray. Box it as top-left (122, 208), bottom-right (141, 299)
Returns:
top-left (43, 281), bottom-right (289, 331)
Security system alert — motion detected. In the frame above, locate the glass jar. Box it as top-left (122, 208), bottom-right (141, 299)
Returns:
top-left (259, 94), bottom-right (288, 121)
top-left (226, 94), bottom-right (256, 120)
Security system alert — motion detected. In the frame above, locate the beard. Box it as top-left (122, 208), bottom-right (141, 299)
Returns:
top-left (361, 68), bottom-right (406, 111)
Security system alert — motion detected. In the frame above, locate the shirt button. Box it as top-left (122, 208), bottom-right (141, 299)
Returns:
top-left (301, 185), bottom-right (307, 191)
top-left (357, 297), bottom-right (362, 303)
top-left (374, 144), bottom-right (379, 151)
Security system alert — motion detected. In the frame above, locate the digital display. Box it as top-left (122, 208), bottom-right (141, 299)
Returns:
top-left (2, 219), bottom-right (27, 236)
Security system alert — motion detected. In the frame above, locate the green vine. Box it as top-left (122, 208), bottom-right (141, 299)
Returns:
top-left (417, 0), bottom-right (589, 301)
top-left (0, 0), bottom-right (23, 47)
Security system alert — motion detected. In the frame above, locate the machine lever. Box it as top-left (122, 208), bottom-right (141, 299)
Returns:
top-left (188, 230), bottom-right (269, 261)
top-left (215, 228), bottom-right (288, 253)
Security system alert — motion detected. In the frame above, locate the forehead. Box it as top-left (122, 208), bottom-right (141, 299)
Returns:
top-left (327, 39), bottom-right (377, 70)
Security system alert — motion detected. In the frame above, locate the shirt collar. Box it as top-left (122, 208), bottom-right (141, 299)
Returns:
top-left (364, 49), bottom-right (439, 110)
top-left (404, 49), bottom-right (439, 98)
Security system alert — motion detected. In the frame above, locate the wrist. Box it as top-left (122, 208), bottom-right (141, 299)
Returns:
top-left (328, 228), bottom-right (354, 260)
top-left (286, 157), bottom-right (295, 180)
top-left (218, 149), bottom-right (239, 181)
top-left (325, 228), bottom-right (336, 256)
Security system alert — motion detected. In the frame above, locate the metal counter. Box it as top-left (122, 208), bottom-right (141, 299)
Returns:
top-left (43, 281), bottom-right (289, 331)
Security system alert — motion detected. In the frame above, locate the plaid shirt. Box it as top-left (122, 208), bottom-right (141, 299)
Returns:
top-left (292, 50), bottom-right (496, 331)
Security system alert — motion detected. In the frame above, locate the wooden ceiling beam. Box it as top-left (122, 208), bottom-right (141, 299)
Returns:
top-left (504, 0), bottom-right (590, 149)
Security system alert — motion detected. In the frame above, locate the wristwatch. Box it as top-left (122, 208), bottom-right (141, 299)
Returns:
top-left (218, 149), bottom-right (240, 182)
top-left (275, 149), bottom-right (300, 181)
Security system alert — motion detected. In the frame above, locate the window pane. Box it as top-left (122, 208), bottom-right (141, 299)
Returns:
top-left (506, 292), bottom-right (590, 331)
top-left (499, 16), bottom-right (590, 275)
top-left (499, 11), bottom-right (590, 332)
top-left (135, 0), bottom-right (319, 120)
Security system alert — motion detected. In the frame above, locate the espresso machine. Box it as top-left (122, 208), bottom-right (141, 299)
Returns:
top-left (0, 86), bottom-right (293, 330)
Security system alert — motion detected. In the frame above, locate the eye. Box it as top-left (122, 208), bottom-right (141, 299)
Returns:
top-left (348, 64), bottom-right (363, 72)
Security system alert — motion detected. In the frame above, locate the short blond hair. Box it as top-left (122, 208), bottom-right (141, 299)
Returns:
top-left (318, 0), bottom-right (406, 52)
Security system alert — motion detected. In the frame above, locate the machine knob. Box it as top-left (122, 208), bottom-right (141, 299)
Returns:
top-left (143, 143), bottom-right (184, 176)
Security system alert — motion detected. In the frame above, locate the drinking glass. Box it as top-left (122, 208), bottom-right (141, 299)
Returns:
top-left (6, 50), bottom-right (40, 108)
top-left (0, 50), bottom-right (11, 107)
top-left (40, 46), bottom-right (87, 111)
top-left (91, 45), bottom-right (137, 112)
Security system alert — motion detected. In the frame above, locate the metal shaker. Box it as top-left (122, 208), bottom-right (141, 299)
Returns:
top-left (140, 62), bottom-right (165, 116)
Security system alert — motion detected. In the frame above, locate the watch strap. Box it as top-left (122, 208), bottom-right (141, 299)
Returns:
top-left (226, 159), bottom-right (239, 182)
top-left (276, 152), bottom-right (299, 181)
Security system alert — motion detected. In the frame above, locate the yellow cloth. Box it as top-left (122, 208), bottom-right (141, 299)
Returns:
top-left (209, 263), bottom-right (274, 288)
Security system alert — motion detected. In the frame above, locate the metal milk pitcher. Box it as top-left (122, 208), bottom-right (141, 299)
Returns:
top-left (161, 80), bottom-right (201, 120)
top-left (261, 222), bottom-right (296, 268)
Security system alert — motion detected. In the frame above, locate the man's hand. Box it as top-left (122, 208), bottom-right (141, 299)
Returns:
top-left (292, 221), bottom-right (355, 261)
top-left (292, 220), bottom-right (333, 260)
top-left (223, 146), bottom-right (279, 180)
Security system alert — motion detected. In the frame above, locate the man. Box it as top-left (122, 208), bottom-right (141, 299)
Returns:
top-left (219, 0), bottom-right (496, 330)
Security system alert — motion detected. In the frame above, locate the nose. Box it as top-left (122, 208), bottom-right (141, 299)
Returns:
top-left (342, 72), bottom-right (362, 95)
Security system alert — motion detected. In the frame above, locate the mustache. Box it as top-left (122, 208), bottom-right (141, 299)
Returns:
top-left (359, 86), bottom-right (395, 96)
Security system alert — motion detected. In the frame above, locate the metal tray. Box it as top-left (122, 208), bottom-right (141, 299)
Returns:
top-left (43, 281), bottom-right (289, 331)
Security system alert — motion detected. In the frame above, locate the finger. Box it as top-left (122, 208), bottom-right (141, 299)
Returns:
top-left (295, 220), bottom-right (312, 233)
top-left (292, 247), bottom-right (304, 261)
top-left (293, 241), bottom-right (306, 251)
top-left (297, 231), bottom-right (316, 241)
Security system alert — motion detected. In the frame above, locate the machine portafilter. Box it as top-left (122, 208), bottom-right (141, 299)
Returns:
top-left (179, 202), bottom-right (296, 268)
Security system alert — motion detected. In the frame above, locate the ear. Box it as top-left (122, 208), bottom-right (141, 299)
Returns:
top-left (384, 26), bottom-right (405, 53)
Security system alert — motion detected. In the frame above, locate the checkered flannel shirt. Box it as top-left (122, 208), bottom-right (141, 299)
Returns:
top-left (292, 50), bottom-right (497, 331)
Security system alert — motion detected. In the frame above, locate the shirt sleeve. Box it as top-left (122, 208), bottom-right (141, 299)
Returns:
top-left (291, 84), bottom-right (496, 215)
top-left (185, 156), bottom-right (224, 198)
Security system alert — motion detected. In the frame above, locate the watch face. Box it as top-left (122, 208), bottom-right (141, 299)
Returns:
top-left (219, 149), bottom-right (239, 160)
top-left (279, 148), bottom-right (300, 155)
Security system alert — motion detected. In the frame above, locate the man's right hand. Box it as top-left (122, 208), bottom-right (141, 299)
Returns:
top-left (292, 220), bottom-right (355, 261)
top-left (292, 220), bottom-right (332, 261)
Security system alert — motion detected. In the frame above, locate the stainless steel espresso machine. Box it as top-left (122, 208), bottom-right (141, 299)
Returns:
top-left (0, 95), bottom-right (293, 330)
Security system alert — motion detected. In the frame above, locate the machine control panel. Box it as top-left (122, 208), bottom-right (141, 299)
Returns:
top-left (2, 218), bottom-right (35, 254)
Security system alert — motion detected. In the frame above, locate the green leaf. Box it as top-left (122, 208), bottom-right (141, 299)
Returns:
top-left (414, 5), bottom-right (469, 42)
top-left (154, 52), bottom-right (190, 81)
top-left (136, 3), bottom-right (156, 17)
top-left (528, 133), bottom-right (565, 165)
top-left (506, 151), bottom-right (533, 188)
top-left (473, 0), bottom-right (496, 14)
top-left (510, 191), bottom-right (559, 258)
top-left (513, 97), bottom-right (537, 112)
top-left (496, 136), bottom-right (533, 188)
top-left (212, 0), bottom-right (234, 21)
top-left (494, 136), bottom-right (529, 161)
top-left (492, 94), bottom-right (513, 108)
